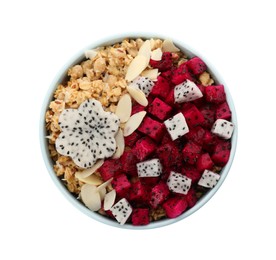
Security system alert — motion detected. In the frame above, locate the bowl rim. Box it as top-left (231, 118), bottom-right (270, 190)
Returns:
top-left (39, 32), bottom-right (238, 230)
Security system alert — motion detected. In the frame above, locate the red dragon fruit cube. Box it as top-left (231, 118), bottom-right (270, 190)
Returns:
top-left (111, 174), bottom-right (131, 197)
top-left (150, 182), bottom-right (170, 208)
top-left (200, 105), bottom-right (216, 129)
top-left (120, 150), bottom-right (138, 176)
top-left (216, 101), bottom-right (232, 120)
top-left (165, 89), bottom-right (175, 106)
top-left (185, 126), bottom-right (206, 145)
top-left (133, 137), bottom-right (156, 161)
top-left (182, 141), bottom-right (202, 165)
top-left (211, 140), bottom-right (231, 166)
top-left (124, 131), bottom-right (141, 148)
top-left (182, 166), bottom-right (202, 183)
top-left (131, 208), bottom-right (150, 226)
top-left (162, 196), bottom-right (188, 218)
top-left (129, 180), bottom-right (149, 201)
top-left (171, 62), bottom-right (194, 85)
top-left (150, 52), bottom-right (173, 72)
top-left (184, 188), bottom-right (198, 208)
top-left (131, 103), bottom-right (145, 115)
top-left (138, 116), bottom-right (165, 142)
top-left (196, 153), bottom-right (214, 173)
top-left (182, 105), bottom-right (205, 128)
top-left (157, 142), bottom-right (182, 169)
top-left (150, 76), bottom-right (171, 100)
top-left (148, 97), bottom-right (173, 121)
top-left (186, 56), bottom-right (207, 75)
top-left (98, 159), bottom-right (121, 181)
top-left (205, 85), bottom-right (226, 104)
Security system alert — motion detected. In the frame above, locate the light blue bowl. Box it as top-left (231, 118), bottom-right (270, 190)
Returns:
top-left (39, 33), bottom-right (238, 229)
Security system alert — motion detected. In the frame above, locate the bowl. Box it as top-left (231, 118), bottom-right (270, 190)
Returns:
top-left (39, 33), bottom-right (238, 229)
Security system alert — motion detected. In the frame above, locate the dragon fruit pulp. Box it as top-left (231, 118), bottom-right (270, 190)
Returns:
top-left (150, 76), bottom-right (171, 100)
top-left (129, 180), bottom-right (149, 202)
top-left (216, 101), bottom-right (232, 120)
top-left (131, 208), bottom-right (150, 225)
top-left (148, 97), bottom-right (173, 121)
top-left (186, 57), bottom-right (207, 75)
top-left (200, 105), bottom-right (216, 129)
top-left (124, 131), bottom-right (141, 147)
top-left (182, 166), bottom-right (202, 183)
top-left (182, 105), bottom-right (205, 128)
top-left (167, 171), bottom-right (192, 195)
top-left (174, 80), bottom-right (203, 103)
top-left (182, 141), bottom-right (202, 165)
top-left (138, 116), bottom-right (165, 142)
top-left (185, 126), bottom-right (206, 145)
top-left (162, 196), bottom-right (188, 218)
top-left (56, 99), bottom-right (120, 168)
top-left (205, 85), bottom-right (226, 104)
top-left (110, 198), bottom-right (132, 225)
top-left (131, 103), bottom-right (145, 115)
top-left (150, 52), bottom-right (173, 71)
top-left (196, 153), bottom-right (214, 173)
top-left (133, 137), bottom-right (156, 161)
top-left (111, 174), bottom-right (131, 197)
top-left (150, 182), bottom-right (170, 209)
top-left (171, 62), bottom-right (194, 85)
top-left (128, 76), bottom-right (154, 97)
top-left (120, 150), bottom-right (139, 176)
top-left (98, 158), bottom-right (121, 181)
top-left (211, 140), bottom-right (231, 166)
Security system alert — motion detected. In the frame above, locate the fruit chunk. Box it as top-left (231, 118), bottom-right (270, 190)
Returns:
top-left (110, 198), bottom-right (133, 225)
top-left (148, 97), bottom-right (172, 121)
top-left (182, 141), bottom-right (202, 165)
top-left (150, 182), bottom-right (170, 208)
top-left (138, 116), bottom-right (164, 142)
top-left (98, 159), bottom-right (121, 181)
top-left (120, 150), bottom-right (139, 175)
top-left (111, 174), bottom-right (131, 197)
top-left (129, 180), bottom-right (148, 201)
top-left (124, 111), bottom-right (147, 137)
top-left (163, 196), bottom-right (188, 218)
top-left (200, 106), bottom-right (216, 129)
top-left (184, 188), bottom-right (198, 208)
top-left (196, 153), bottom-right (214, 173)
top-left (211, 119), bottom-right (234, 139)
top-left (150, 76), bottom-right (171, 100)
top-left (133, 137), bottom-right (156, 161)
top-left (164, 112), bottom-right (189, 141)
top-left (205, 85), bottom-right (226, 104)
top-left (171, 62), bottom-right (194, 85)
top-left (167, 171), bottom-right (192, 195)
top-left (198, 170), bottom-right (220, 188)
top-left (211, 140), bottom-right (231, 166)
top-left (136, 158), bottom-right (162, 177)
top-left (182, 166), bottom-right (202, 183)
top-left (216, 102), bottom-right (231, 120)
top-left (185, 126), bottom-right (205, 145)
top-left (150, 52), bottom-right (173, 72)
top-left (128, 76), bottom-right (155, 97)
top-left (182, 105), bottom-right (205, 128)
top-left (157, 142), bottom-right (182, 169)
top-left (124, 131), bottom-right (141, 147)
top-left (132, 208), bottom-right (150, 225)
top-left (186, 57), bottom-right (207, 75)
top-left (174, 80), bottom-right (203, 103)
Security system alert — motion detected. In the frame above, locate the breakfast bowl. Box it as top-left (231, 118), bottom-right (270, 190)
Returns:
top-left (39, 33), bottom-right (237, 229)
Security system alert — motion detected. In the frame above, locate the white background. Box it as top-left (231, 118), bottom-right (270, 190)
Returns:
top-left (0, 0), bottom-right (275, 259)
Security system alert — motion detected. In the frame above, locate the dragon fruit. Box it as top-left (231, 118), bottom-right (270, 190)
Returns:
top-left (133, 137), bottom-right (156, 161)
top-left (202, 130), bottom-right (218, 153)
top-left (198, 170), bottom-right (220, 188)
top-left (131, 208), bottom-right (150, 225)
top-left (182, 105), bottom-right (205, 128)
top-left (157, 142), bottom-right (182, 169)
top-left (148, 97), bottom-right (173, 121)
top-left (110, 198), bottom-right (133, 225)
top-left (174, 80), bottom-right (203, 103)
top-left (184, 188), bottom-right (198, 208)
top-left (56, 99), bottom-right (120, 168)
top-left (182, 141), bottom-right (202, 165)
top-left (98, 158), bottom-right (121, 181)
top-left (124, 131), bottom-right (141, 147)
top-left (162, 196), bottom-right (188, 218)
top-left (150, 182), bottom-right (170, 208)
top-left (120, 150), bottom-right (139, 176)
top-left (129, 180), bottom-right (149, 201)
top-left (216, 102), bottom-right (232, 120)
top-left (211, 119), bottom-right (234, 139)
top-left (167, 171), bottom-right (192, 195)
top-left (131, 103), bottom-right (145, 115)
top-left (128, 76), bottom-right (155, 97)
top-left (196, 153), bottom-right (214, 173)
top-left (150, 76), bottom-right (171, 100)
top-left (185, 126), bottom-right (206, 145)
top-left (171, 62), bottom-right (194, 85)
top-left (200, 105), bottom-right (216, 129)
top-left (165, 89), bottom-right (175, 106)
top-left (138, 116), bottom-right (165, 142)
top-left (186, 57), bottom-right (207, 75)
top-left (182, 166), bottom-right (202, 183)
top-left (205, 85), bottom-right (226, 104)
top-left (150, 52), bottom-right (173, 71)
top-left (136, 158), bottom-right (162, 177)
top-left (211, 140), bottom-right (231, 166)
top-left (111, 174), bottom-right (131, 197)
top-left (164, 112), bottom-right (189, 141)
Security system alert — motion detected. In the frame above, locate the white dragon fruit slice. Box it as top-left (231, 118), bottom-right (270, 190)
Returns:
top-left (136, 158), bottom-right (162, 177)
top-left (110, 198), bottom-right (132, 225)
top-left (128, 76), bottom-right (155, 97)
top-left (164, 112), bottom-right (189, 141)
top-left (167, 171), bottom-right (192, 195)
top-left (56, 99), bottom-right (120, 168)
top-left (174, 79), bottom-right (203, 103)
top-left (198, 170), bottom-right (220, 188)
top-left (211, 119), bottom-right (234, 140)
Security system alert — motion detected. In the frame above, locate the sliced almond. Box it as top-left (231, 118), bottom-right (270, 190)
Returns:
top-left (127, 85), bottom-right (148, 106)
top-left (112, 129), bottom-right (125, 159)
top-left (99, 188), bottom-right (106, 201)
top-left (141, 69), bottom-right (160, 81)
top-left (125, 55), bottom-right (148, 82)
top-left (151, 48), bottom-right (162, 61)
top-left (104, 190), bottom-right (116, 210)
top-left (80, 184), bottom-right (101, 211)
top-left (115, 94), bottom-right (132, 123)
top-left (124, 111), bottom-right (147, 137)
top-left (138, 40), bottom-right (151, 64)
top-left (84, 49), bottom-right (98, 60)
top-left (75, 159), bottom-right (104, 179)
top-left (97, 178), bottom-right (113, 192)
top-left (75, 173), bottom-right (103, 186)
top-left (162, 39), bottom-right (180, 52)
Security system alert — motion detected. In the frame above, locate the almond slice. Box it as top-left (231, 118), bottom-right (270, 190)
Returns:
top-left (84, 49), bottom-right (98, 60)
top-left (124, 111), bottom-right (147, 137)
top-left (75, 173), bottom-right (103, 185)
top-left (127, 85), bottom-right (148, 106)
top-left (80, 184), bottom-right (101, 211)
top-left (141, 69), bottom-right (160, 81)
top-left (104, 190), bottom-right (116, 210)
top-left (112, 129), bottom-right (125, 159)
top-left (75, 159), bottom-right (104, 179)
top-left (115, 94), bottom-right (132, 123)
top-left (97, 178), bottom-right (113, 192)
top-left (138, 40), bottom-right (151, 64)
top-left (151, 48), bottom-right (162, 61)
top-left (162, 39), bottom-right (180, 52)
top-left (99, 188), bottom-right (106, 201)
top-left (125, 55), bottom-right (148, 82)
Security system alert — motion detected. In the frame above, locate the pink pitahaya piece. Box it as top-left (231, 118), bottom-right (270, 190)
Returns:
top-left (138, 116), bottom-right (165, 142)
top-left (162, 196), bottom-right (188, 218)
top-left (216, 101), bottom-right (232, 120)
top-left (196, 153), bottom-right (214, 173)
top-left (133, 137), bottom-right (156, 161)
top-left (111, 174), bottom-right (131, 197)
top-left (205, 85), bottom-right (226, 104)
top-left (171, 62), bottom-right (194, 85)
top-left (150, 76), bottom-right (171, 100)
top-left (186, 56), bottom-right (207, 75)
top-left (148, 97), bottom-right (173, 121)
top-left (150, 52), bottom-right (173, 72)
top-left (131, 208), bottom-right (150, 225)
top-left (182, 141), bottom-right (202, 165)
top-left (211, 140), bottom-right (231, 166)
top-left (150, 182), bottom-right (170, 208)
top-left (182, 104), bottom-right (205, 128)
